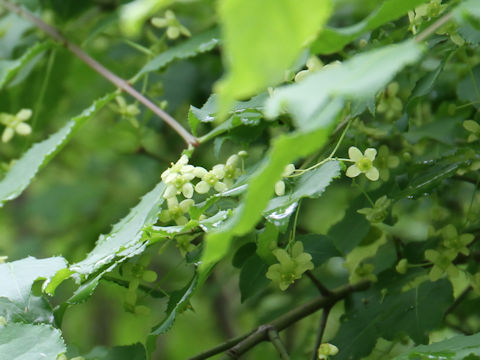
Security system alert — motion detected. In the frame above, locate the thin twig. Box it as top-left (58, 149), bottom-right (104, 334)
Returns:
top-left (267, 327), bottom-right (290, 360)
top-left (415, 12), bottom-right (453, 43)
top-left (443, 286), bottom-right (472, 319)
top-left (306, 270), bottom-right (332, 297)
top-left (189, 281), bottom-right (370, 360)
top-left (0, 0), bottom-right (198, 147)
top-left (311, 307), bottom-right (330, 360)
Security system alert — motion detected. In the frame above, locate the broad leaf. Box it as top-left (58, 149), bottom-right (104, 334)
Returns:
top-left (0, 297), bottom-right (54, 325)
top-left (83, 343), bottom-right (147, 360)
top-left (0, 323), bottom-right (65, 360)
top-left (135, 28), bottom-right (220, 80)
top-left (298, 234), bottom-right (341, 267)
top-left (0, 93), bottom-right (115, 207)
top-left (265, 40), bottom-right (424, 128)
top-left (216, 0), bottom-right (331, 112)
top-left (0, 256), bottom-right (66, 304)
top-left (239, 254), bottom-right (270, 302)
top-left (312, 0), bottom-right (428, 54)
top-left (393, 333), bottom-right (480, 360)
top-left (333, 271), bottom-right (453, 360)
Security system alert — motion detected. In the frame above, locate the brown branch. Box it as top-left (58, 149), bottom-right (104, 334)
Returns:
top-left (311, 307), bottom-right (330, 360)
top-left (306, 270), bottom-right (332, 297)
top-left (189, 281), bottom-right (370, 360)
top-left (267, 327), bottom-right (290, 360)
top-left (415, 12), bottom-right (453, 43)
top-left (0, 0), bottom-right (198, 147)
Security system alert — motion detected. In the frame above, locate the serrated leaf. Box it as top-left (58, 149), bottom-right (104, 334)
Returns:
top-left (263, 161), bottom-right (341, 227)
top-left (69, 181), bottom-right (166, 278)
top-left (136, 28), bottom-right (220, 80)
top-left (0, 323), bottom-right (65, 360)
top-left (0, 257), bottom-right (67, 305)
top-left (0, 41), bottom-right (52, 89)
top-left (265, 40), bottom-right (423, 128)
top-left (0, 92), bottom-right (115, 207)
top-left (0, 297), bottom-right (54, 325)
top-left (333, 271), bottom-right (453, 360)
top-left (146, 274), bottom-right (197, 355)
top-left (329, 205), bottom-right (371, 255)
top-left (199, 98), bottom-right (344, 283)
top-left (311, 0), bottom-right (428, 54)
top-left (216, 0), bottom-right (331, 113)
top-left (239, 254), bottom-right (270, 303)
top-left (393, 333), bottom-right (480, 360)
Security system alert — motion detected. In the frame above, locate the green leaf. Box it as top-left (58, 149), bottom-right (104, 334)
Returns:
top-left (69, 181), bottom-right (166, 278)
top-left (393, 333), bottom-right (480, 360)
top-left (135, 28), bottom-right (220, 80)
top-left (0, 257), bottom-right (67, 305)
top-left (146, 274), bottom-right (198, 354)
top-left (329, 206), bottom-right (371, 255)
top-left (239, 254), bottom-right (270, 302)
top-left (298, 234), bottom-right (341, 267)
top-left (333, 271), bottom-right (453, 360)
top-left (199, 98), bottom-right (344, 283)
top-left (265, 40), bottom-right (424, 128)
top-left (0, 41), bottom-right (52, 89)
top-left (0, 297), bottom-right (54, 325)
top-left (0, 92), bottom-right (115, 207)
top-left (256, 223), bottom-right (279, 264)
top-left (263, 161), bottom-right (341, 227)
top-left (216, 0), bottom-right (331, 112)
top-left (311, 0), bottom-right (428, 54)
top-left (0, 323), bottom-right (65, 360)
top-left (453, 0), bottom-right (480, 25)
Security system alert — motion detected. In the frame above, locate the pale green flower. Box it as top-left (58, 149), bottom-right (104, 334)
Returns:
top-left (463, 120), bottom-right (480, 142)
top-left (223, 153), bottom-right (243, 187)
top-left (159, 197), bottom-right (195, 225)
top-left (375, 145), bottom-right (399, 181)
top-left (395, 259), bottom-right (408, 274)
top-left (441, 224), bottom-right (474, 256)
top-left (151, 10), bottom-right (191, 39)
top-left (318, 343), bottom-right (339, 360)
top-left (294, 56), bottom-right (323, 82)
top-left (424, 249), bottom-right (458, 281)
top-left (195, 164), bottom-right (228, 194)
top-left (266, 242), bottom-right (314, 291)
top-left (377, 82), bottom-right (403, 120)
top-left (0, 108), bottom-right (32, 143)
top-left (345, 146), bottom-right (379, 181)
top-left (350, 263), bottom-right (377, 284)
top-left (357, 195), bottom-right (391, 223)
top-left (275, 163), bottom-right (295, 196)
top-left (111, 96), bottom-right (140, 127)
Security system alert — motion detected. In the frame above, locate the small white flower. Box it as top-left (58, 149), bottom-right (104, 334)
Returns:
top-left (1, 109), bottom-right (32, 143)
top-left (345, 146), bottom-right (379, 181)
top-left (195, 164), bottom-right (227, 194)
top-left (161, 155), bottom-right (196, 198)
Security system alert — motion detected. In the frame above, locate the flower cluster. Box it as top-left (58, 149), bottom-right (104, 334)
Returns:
top-left (159, 152), bottom-right (244, 225)
top-left (151, 10), bottom-right (191, 40)
top-left (110, 96), bottom-right (140, 127)
top-left (0, 109), bottom-right (32, 143)
top-left (266, 242), bottom-right (314, 291)
top-left (345, 146), bottom-right (379, 181)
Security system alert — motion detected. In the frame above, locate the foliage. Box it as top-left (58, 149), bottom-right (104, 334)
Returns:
top-left (1, 0), bottom-right (480, 359)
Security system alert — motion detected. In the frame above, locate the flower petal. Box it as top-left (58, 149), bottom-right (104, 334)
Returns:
top-left (1, 127), bottom-right (14, 143)
top-left (212, 164), bottom-right (225, 179)
top-left (15, 122), bottom-right (32, 135)
top-left (180, 199), bottom-right (195, 212)
top-left (365, 167), bottom-right (379, 181)
top-left (182, 183), bottom-right (194, 198)
top-left (364, 148), bottom-right (377, 161)
top-left (214, 181), bottom-right (228, 193)
top-left (16, 109), bottom-right (32, 121)
top-left (193, 167), bottom-right (208, 178)
top-left (274, 180), bottom-right (285, 196)
top-left (346, 165), bottom-right (361, 178)
top-left (195, 181), bottom-right (210, 194)
top-left (163, 184), bottom-right (177, 199)
top-left (348, 146), bottom-right (363, 161)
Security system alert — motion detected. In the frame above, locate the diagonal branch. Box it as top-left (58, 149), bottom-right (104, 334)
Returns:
top-left (311, 307), bottom-right (331, 360)
top-left (0, 0), bottom-right (198, 147)
top-left (189, 281), bottom-right (370, 360)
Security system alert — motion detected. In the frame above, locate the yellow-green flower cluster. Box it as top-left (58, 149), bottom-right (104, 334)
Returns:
top-left (159, 152), bottom-right (244, 225)
top-left (318, 343), bottom-right (339, 360)
top-left (357, 196), bottom-right (391, 223)
top-left (377, 82), bottom-right (403, 121)
top-left (266, 242), bottom-right (314, 291)
top-left (0, 109), bottom-right (32, 143)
